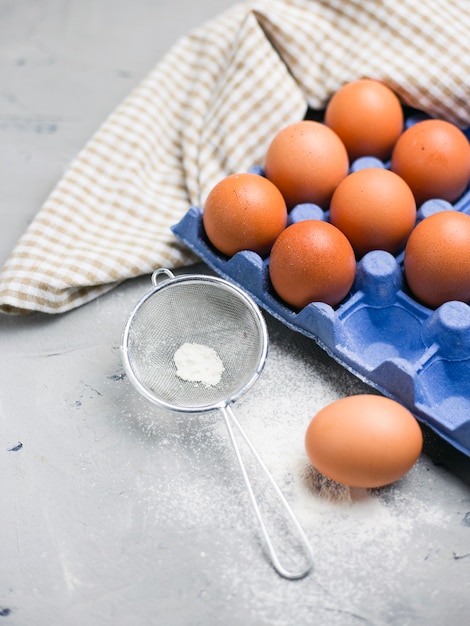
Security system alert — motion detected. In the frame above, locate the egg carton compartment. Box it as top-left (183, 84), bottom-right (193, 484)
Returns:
top-left (171, 162), bottom-right (470, 457)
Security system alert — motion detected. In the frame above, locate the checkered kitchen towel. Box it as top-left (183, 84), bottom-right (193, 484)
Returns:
top-left (1, 0), bottom-right (469, 314)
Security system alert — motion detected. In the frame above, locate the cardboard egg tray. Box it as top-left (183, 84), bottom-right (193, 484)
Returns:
top-left (171, 150), bottom-right (470, 457)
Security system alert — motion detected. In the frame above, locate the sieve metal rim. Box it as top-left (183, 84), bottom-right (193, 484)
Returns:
top-left (120, 269), bottom-right (269, 413)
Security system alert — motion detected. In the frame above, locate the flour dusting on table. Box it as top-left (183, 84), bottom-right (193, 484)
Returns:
top-left (174, 342), bottom-right (224, 386)
top-left (130, 319), bottom-right (454, 625)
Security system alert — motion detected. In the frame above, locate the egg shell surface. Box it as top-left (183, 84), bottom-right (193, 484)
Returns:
top-left (329, 168), bottom-right (417, 258)
top-left (268, 219), bottom-right (356, 308)
top-left (404, 210), bottom-right (470, 308)
top-left (324, 78), bottom-right (404, 161)
top-left (264, 120), bottom-right (349, 209)
top-left (391, 119), bottom-right (470, 206)
top-left (305, 394), bottom-right (423, 488)
top-left (202, 173), bottom-right (287, 257)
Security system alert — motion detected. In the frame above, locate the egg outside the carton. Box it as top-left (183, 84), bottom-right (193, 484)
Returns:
top-left (264, 120), bottom-right (349, 210)
top-left (324, 78), bottom-right (404, 161)
top-left (305, 395), bottom-right (423, 489)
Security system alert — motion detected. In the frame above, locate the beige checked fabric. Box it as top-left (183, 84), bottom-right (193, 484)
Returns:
top-left (1, 0), bottom-right (469, 314)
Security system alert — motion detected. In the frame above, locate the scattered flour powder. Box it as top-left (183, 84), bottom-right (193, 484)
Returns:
top-left (129, 320), bottom-right (454, 625)
top-left (173, 342), bottom-right (224, 386)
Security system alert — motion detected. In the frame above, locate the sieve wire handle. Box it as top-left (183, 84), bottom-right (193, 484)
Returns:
top-left (220, 404), bottom-right (314, 580)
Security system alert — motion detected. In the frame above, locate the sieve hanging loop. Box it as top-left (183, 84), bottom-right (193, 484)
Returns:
top-left (151, 267), bottom-right (175, 286)
top-left (121, 269), bottom-right (313, 580)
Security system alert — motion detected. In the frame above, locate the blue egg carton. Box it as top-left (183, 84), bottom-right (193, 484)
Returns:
top-left (171, 141), bottom-right (470, 457)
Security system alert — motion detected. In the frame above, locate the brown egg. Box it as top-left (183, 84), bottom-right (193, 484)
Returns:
top-left (404, 210), bottom-right (470, 308)
top-left (305, 394), bottom-right (423, 488)
top-left (329, 168), bottom-right (416, 257)
top-left (202, 173), bottom-right (287, 257)
top-left (324, 79), bottom-right (404, 161)
top-left (264, 120), bottom-right (349, 209)
top-left (268, 220), bottom-right (356, 308)
top-left (391, 119), bottom-right (470, 206)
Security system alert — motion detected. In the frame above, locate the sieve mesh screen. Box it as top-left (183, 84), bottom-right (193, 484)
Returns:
top-left (124, 278), bottom-right (266, 410)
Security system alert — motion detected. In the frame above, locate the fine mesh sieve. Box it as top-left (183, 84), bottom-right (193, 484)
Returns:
top-left (121, 268), bottom-right (313, 579)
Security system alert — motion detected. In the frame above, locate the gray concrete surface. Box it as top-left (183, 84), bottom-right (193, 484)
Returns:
top-left (1, 2), bottom-right (470, 625)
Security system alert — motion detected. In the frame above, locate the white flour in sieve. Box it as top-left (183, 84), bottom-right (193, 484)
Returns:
top-left (173, 342), bottom-right (224, 386)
